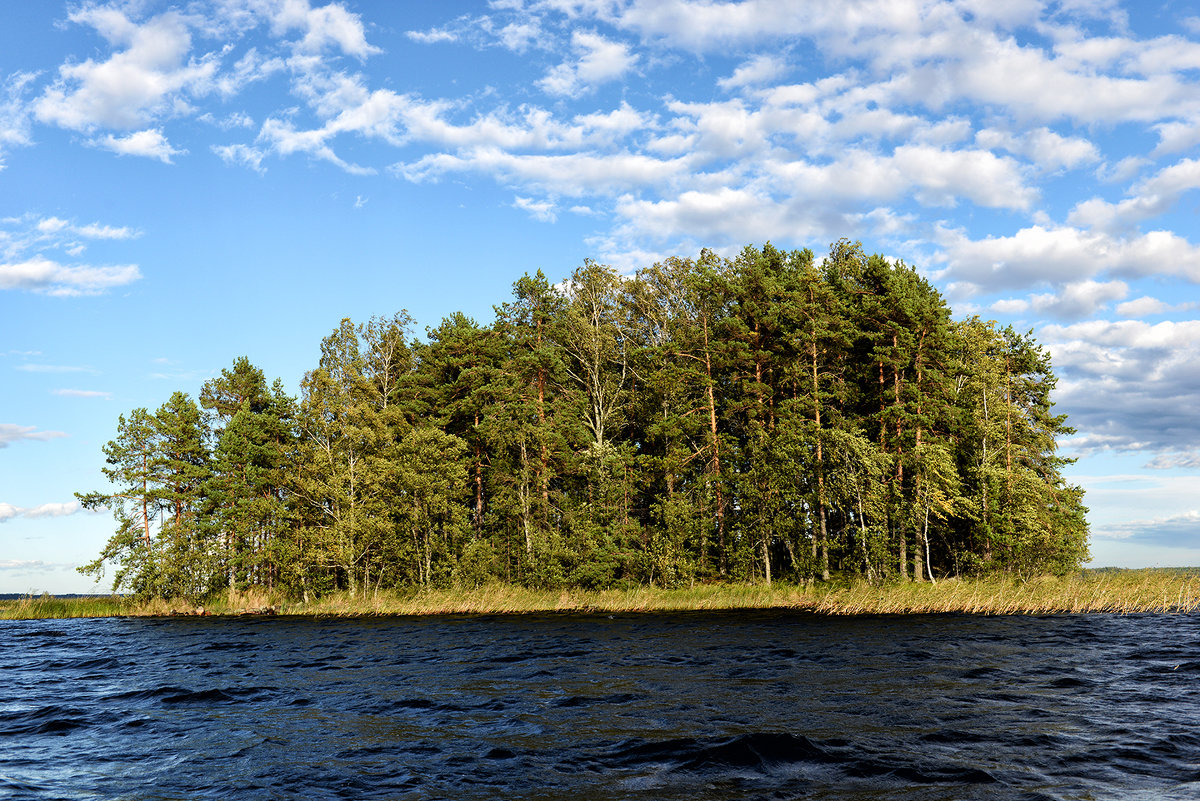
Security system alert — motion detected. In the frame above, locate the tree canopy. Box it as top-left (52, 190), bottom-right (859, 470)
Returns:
top-left (79, 242), bottom-right (1089, 599)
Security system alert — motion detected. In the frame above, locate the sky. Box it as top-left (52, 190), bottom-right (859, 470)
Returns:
top-left (3, 0), bottom-right (1200, 593)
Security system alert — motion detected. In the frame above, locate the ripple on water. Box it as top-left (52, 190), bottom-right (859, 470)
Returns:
top-left (0, 611), bottom-right (1198, 800)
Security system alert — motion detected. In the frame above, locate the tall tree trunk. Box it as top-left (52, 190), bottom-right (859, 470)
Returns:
top-left (810, 313), bottom-right (829, 582)
top-left (702, 317), bottom-right (726, 575)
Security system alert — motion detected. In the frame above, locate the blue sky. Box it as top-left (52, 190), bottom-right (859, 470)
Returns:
top-left (3, 0), bottom-right (1200, 593)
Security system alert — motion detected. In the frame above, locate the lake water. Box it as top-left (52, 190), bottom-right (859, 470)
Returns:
top-left (2, 611), bottom-right (1197, 800)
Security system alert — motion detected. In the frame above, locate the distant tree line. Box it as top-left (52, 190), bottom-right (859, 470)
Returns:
top-left (78, 242), bottom-right (1089, 600)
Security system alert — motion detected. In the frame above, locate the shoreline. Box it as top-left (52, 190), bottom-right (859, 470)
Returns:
top-left (3, 569), bottom-right (1198, 620)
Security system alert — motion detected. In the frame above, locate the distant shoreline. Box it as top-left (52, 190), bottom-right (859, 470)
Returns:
top-left (3, 569), bottom-right (1197, 620)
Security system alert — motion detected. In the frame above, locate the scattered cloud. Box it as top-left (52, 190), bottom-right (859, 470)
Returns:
top-left (15, 364), bottom-right (97, 374)
top-left (0, 214), bottom-right (143, 295)
top-left (7, 0), bottom-right (1200, 481)
top-left (34, 8), bottom-right (217, 132)
top-left (94, 128), bottom-right (186, 162)
top-left (718, 54), bottom-right (788, 91)
top-left (1042, 320), bottom-right (1200, 453)
top-left (0, 424), bottom-right (68, 448)
top-left (1116, 296), bottom-right (1167, 318)
top-left (513, 195), bottom-right (557, 222)
top-left (934, 225), bottom-right (1200, 296)
top-left (0, 255), bottom-right (141, 296)
top-left (270, 0), bottom-right (381, 59)
top-left (52, 389), bottom-right (112, 399)
top-left (213, 142), bottom-right (267, 173)
top-left (1092, 510), bottom-right (1200, 547)
top-left (538, 30), bottom-right (638, 97)
top-left (1, 72), bottom-right (37, 167)
top-left (1028, 279), bottom-right (1129, 320)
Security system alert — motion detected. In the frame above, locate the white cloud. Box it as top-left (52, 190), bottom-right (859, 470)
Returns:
top-left (719, 54), bottom-right (788, 90)
top-left (1, 72), bottom-right (36, 166)
top-left (974, 126), bottom-right (1099, 172)
top-left (1070, 157), bottom-right (1200, 233)
top-left (1096, 155), bottom-right (1150, 184)
top-left (34, 9), bottom-right (218, 132)
top-left (1152, 118), bottom-right (1200, 156)
top-left (396, 147), bottom-right (690, 197)
top-left (0, 256), bottom-right (141, 296)
top-left (270, 0), bottom-right (381, 58)
top-left (933, 225), bottom-right (1200, 294)
top-left (94, 128), bottom-right (186, 163)
top-left (22, 501), bottom-right (84, 519)
top-left (213, 48), bottom-right (286, 99)
top-left (407, 27), bottom-right (459, 45)
top-left (1146, 452), bottom-right (1200, 470)
top-left (538, 30), bottom-right (637, 96)
top-left (1115, 296), bottom-right (1167, 318)
top-left (1092, 510), bottom-right (1200, 547)
top-left (0, 500), bottom-right (88, 523)
top-left (513, 195), bottom-right (557, 222)
top-left (75, 222), bottom-right (137, 240)
top-left (990, 298), bottom-right (1029, 314)
top-left (1041, 320), bottom-right (1200, 453)
top-left (0, 424), bottom-right (68, 448)
top-left (15, 364), bottom-right (96, 374)
top-left (1028, 279), bottom-right (1128, 319)
top-left (213, 143), bottom-right (267, 173)
top-left (52, 389), bottom-right (112, 399)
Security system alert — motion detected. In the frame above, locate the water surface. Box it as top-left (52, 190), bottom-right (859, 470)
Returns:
top-left (2, 611), bottom-right (1197, 799)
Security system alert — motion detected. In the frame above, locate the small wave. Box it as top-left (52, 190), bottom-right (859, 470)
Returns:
top-left (604, 732), bottom-right (839, 773)
top-left (1046, 676), bottom-right (1096, 689)
top-left (921, 729), bottom-right (990, 745)
top-left (553, 693), bottom-right (638, 708)
top-left (104, 685), bottom-right (278, 705)
top-left (0, 705), bottom-right (93, 737)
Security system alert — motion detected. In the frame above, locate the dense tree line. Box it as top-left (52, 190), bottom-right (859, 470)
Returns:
top-left (79, 242), bottom-right (1089, 599)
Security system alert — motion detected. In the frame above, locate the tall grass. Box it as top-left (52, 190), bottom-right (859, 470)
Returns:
top-left (808, 569), bottom-right (1200, 615)
top-left (0, 594), bottom-right (133, 620)
top-left (2, 569), bottom-right (1197, 620)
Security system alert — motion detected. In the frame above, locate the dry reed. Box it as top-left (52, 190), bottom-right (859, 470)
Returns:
top-left (2, 569), bottom-right (1196, 620)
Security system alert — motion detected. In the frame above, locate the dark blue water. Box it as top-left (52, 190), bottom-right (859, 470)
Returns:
top-left (2, 611), bottom-right (1198, 800)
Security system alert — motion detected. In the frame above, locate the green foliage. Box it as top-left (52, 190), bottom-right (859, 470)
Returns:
top-left (79, 242), bottom-right (1089, 599)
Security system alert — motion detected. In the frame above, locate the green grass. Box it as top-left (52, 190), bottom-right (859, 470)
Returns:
top-left (3, 569), bottom-right (1197, 620)
top-left (0, 594), bottom-right (135, 619)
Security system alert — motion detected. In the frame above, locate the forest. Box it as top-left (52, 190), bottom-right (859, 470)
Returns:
top-left (78, 241), bottom-right (1089, 601)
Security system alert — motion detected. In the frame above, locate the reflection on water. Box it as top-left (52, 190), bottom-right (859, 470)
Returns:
top-left (2, 611), bottom-right (1198, 799)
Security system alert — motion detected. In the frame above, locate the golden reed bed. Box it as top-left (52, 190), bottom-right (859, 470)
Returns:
top-left (3, 569), bottom-right (1197, 620)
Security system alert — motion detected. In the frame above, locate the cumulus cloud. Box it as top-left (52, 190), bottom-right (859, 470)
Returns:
top-left (934, 225), bottom-right (1200, 294)
top-left (0, 424), bottom-right (68, 448)
top-left (1116, 296), bottom-right (1167, 318)
top-left (974, 127), bottom-right (1100, 172)
top-left (1028, 279), bottom-right (1129, 319)
top-left (719, 54), bottom-right (788, 90)
top-left (270, 0), bottom-right (381, 58)
top-left (1041, 320), bottom-right (1200, 453)
top-left (94, 128), bottom-right (186, 162)
top-left (538, 31), bottom-right (637, 97)
top-left (34, 8), bottom-right (217, 132)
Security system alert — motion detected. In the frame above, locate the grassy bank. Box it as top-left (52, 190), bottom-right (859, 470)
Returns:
top-left (3, 569), bottom-right (1198, 620)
